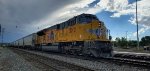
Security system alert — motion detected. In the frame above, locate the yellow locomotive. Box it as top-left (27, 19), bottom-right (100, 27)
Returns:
top-left (36, 14), bottom-right (112, 57)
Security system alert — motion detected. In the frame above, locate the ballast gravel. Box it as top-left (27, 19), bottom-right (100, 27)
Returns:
top-left (0, 47), bottom-right (41, 71)
top-left (19, 48), bottom-right (150, 71)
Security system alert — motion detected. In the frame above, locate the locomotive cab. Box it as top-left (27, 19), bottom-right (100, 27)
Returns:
top-left (78, 14), bottom-right (113, 58)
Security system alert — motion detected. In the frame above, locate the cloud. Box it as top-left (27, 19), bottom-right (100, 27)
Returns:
top-left (0, 0), bottom-right (80, 42)
top-left (128, 0), bottom-right (150, 36)
top-left (30, 0), bottom-right (101, 31)
top-left (0, 0), bottom-right (149, 42)
top-left (96, 0), bottom-right (150, 36)
top-left (1, 0), bottom-right (102, 42)
top-left (106, 0), bottom-right (150, 36)
top-left (133, 27), bottom-right (150, 37)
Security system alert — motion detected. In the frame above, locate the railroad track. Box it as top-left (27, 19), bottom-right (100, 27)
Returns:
top-left (78, 55), bottom-right (150, 68)
top-left (106, 57), bottom-right (150, 68)
top-left (11, 48), bottom-right (93, 71)
top-left (110, 54), bottom-right (150, 68)
top-left (114, 54), bottom-right (150, 61)
top-left (11, 48), bottom-right (150, 70)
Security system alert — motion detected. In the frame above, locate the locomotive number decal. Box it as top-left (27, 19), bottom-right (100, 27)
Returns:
top-left (69, 27), bottom-right (76, 33)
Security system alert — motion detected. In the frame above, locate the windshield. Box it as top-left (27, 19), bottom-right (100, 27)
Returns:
top-left (77, 14), bottom-right (98, 24)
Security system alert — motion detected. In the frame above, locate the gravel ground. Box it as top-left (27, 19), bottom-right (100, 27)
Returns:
top-left (12, 48), bottom-right (92, 71)
top-left (0, 47), bottom-right (41, 71)
top-left (16, 48), bottom-right (150, 71)
top-left (2, 47), bottom-right (150, 71)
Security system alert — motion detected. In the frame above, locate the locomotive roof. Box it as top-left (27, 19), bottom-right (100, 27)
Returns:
top-left (37, 13), bottom-right (97, 35)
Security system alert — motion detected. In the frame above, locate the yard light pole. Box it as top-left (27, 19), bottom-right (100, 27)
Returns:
top-left (136, 0), bottom-right (139, 50)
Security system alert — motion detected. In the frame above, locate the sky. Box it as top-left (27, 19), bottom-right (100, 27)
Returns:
top-left (0, 0), bottom-right (150, 43)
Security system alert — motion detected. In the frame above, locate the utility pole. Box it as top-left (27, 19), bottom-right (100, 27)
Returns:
top-left (1, 28), bottom-right (4, 47)
top-left (136, 0), bottom-right (139, 50)
top-left (0, 24), bottom-right (1, 35)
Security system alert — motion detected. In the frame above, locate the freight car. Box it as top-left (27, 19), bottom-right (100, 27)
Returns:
top-left (11, 14), bottom-right (113, 58)
top-left (11, 34), bottom-right (35, 48)
top-left (23, 34), bottom-right (37, 49)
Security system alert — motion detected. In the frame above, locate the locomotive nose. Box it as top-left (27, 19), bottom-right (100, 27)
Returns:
top-left (84, 41), bottom-right (113, 58)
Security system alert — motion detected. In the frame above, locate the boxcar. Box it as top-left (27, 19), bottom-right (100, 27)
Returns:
top-left (18, 39), bottom-right (24, 47)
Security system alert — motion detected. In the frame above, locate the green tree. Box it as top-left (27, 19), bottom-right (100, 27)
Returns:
top-left (115, 37), bottom-right (120, 47)
top-left (140, 36), bottom-right (150, 46)
top-left (115, 37), bottom-right (127, 48)
top-left (128, 40), bottom-right (137, 47)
